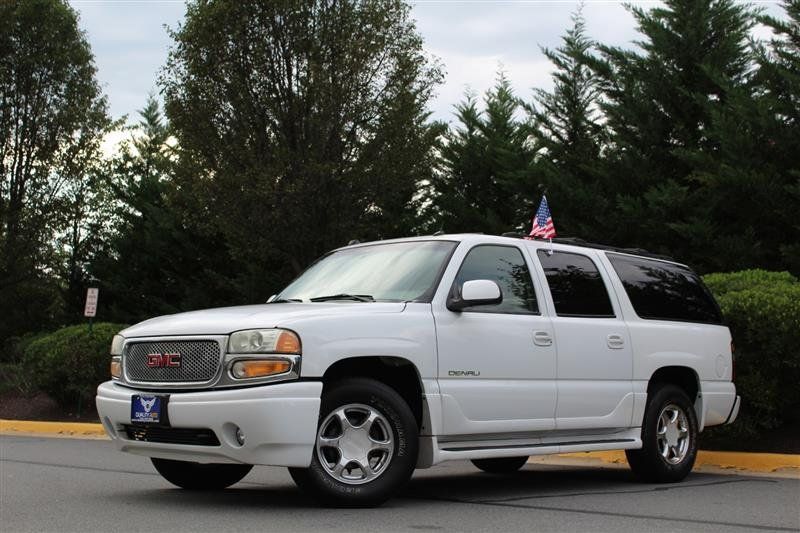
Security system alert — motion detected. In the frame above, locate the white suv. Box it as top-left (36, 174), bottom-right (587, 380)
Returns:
top-left (96, 234), bottom-right (739, 506)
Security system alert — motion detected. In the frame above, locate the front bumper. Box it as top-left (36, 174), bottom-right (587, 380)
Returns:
top-left (96, 380), bottom-right (321, 466)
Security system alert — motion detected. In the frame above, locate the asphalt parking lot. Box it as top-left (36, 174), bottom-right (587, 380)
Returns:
top-left (1, 435), bottom-right (798, 533)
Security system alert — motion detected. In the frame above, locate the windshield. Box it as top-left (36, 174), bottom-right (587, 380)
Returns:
top-left (276, 241), bottom-right (457, 303)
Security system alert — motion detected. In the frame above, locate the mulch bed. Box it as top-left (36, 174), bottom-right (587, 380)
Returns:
top-left (0, 392), bottom-right (98, 423)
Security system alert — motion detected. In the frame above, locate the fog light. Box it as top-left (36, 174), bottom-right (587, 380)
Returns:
top-left (231, 359), bottom-right (291, 379)
top-left (236, 427), bottom-right (245, 446)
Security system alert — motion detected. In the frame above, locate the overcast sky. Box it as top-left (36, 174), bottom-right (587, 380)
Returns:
top-left (70, 0), bottom-right (784, 125)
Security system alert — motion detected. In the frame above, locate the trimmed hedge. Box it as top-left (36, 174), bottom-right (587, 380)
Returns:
top-left (703, 270), bottom-right (800, 437)
top-left (21, 323), bottom-right (127, 409)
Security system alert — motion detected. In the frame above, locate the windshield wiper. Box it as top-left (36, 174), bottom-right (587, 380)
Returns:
top-left (269, 298), bottom-right (303, 303)
top-left (310, 293), bottom-right (374, 302)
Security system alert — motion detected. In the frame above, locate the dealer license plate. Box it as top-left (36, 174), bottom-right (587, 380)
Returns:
top-left (131, 394), bottom-right (167, 424)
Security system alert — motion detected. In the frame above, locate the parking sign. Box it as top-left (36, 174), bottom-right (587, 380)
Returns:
top-left (84, 288), bottom-right (99, 317)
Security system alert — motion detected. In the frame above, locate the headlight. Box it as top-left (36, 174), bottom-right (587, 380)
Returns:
top-left (110, 334), bottom-right (125, 356)
top-left (227, 329), bottom-right (301, 354)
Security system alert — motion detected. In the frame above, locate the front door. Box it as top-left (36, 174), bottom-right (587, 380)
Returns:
top-left (434, 244), bottom-right (557, 436)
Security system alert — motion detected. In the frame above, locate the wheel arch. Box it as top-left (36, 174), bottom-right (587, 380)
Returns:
top-left (646, 365), bottom-right (702, 427)
top-left (647, 366), bottom-right (700, 401)
top-left (320, 356), bottom-right (428, 432)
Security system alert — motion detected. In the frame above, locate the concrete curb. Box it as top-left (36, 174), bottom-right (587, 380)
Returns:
top-left (2, 419), bottom-right (798, 475)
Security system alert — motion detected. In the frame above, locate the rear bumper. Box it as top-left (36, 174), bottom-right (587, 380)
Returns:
top-left (96, 380), bottom-right (321, 466)
top-left (725, 395), bottom-right (741, 425)
top-left (700, 381), bottom-right (738, 428)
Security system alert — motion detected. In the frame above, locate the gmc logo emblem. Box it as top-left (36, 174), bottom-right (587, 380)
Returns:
top-left (146, 353), bottom-right (182, 368)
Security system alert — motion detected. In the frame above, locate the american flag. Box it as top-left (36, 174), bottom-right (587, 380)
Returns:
top-left (528, 195), bottom-right (557, 240)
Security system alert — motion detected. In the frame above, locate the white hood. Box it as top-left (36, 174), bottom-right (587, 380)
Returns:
top-left (120, 302), bottom-right (407, 338)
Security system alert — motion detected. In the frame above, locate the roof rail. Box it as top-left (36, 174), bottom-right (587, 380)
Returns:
top-left (550, 237), bottom-right (675, 262)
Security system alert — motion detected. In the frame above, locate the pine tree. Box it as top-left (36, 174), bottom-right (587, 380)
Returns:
top-left (91, 96), bottom-right (236, 323)
top-left (427, 74), bottom-right (531, 235)
top-left (754, 0), bottom-right (800, 272)
top-left (585, 0), bottom-right (757, 269)
top-left (668, 0), bottom-right (798, 273)
top-left (425, 93), bottom-right (489, 233)
top-left (527, 7), bottom-right (608, 241)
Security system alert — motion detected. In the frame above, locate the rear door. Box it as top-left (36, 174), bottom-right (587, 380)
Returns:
top-left (530, 247), bottom-right (634, 430)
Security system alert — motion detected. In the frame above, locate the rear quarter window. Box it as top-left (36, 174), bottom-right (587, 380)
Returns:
top-left (607, 253), bottom-right (723, 324)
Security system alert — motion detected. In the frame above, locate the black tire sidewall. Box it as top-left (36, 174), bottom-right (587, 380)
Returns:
top-left (471, 456), bottom-right (529, 474)
top-left (294, 378), bottom-right (419, 507)
top-left (151, 458), bottom-right (252, 490)
top-left (631, 385), bottom-right (698, 482)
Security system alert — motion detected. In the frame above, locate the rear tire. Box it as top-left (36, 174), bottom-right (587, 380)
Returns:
top-left (288, 378), bottom-right (418, 507)
top-left (626, 384), bottom-right (698, 483)
top-left (471, 456), bottom-right (528, 474)
top-left (151, 458), bottom-right (252, 490)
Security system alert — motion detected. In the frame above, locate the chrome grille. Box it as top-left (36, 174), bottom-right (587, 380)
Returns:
top-left (124, 340), bottom-right (221, 383)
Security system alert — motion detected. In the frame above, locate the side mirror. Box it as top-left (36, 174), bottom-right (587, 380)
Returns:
top-left (447, 279), bottom-right (502, 311)
top-left (267, 294), bottom-right (277, 303)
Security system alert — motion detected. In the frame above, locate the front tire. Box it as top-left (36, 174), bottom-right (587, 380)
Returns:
top-left (626, 385), bottom-right (698, 483)
top-left (471, 456), bottom-right (529, 473)
top-left (289, 378), bottom-right (419, 507)
top-left (151, 458), bottom-right (252, 490)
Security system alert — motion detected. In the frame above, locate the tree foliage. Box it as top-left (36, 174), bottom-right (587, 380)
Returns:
top-left (426, 74), bottom-right (531, 235)
top-left (527, 8), bottom-right (608, 241)
top-left (161, 0), bottom-right (443, 295)
top-left (583, 0), bottom-right (758, 270)
top-left (88, 96), bottom-right (239, 323)
top-left (0, 0), bottom-right (109, 341)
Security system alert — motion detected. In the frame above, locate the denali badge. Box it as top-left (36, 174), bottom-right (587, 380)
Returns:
top-left (448, 370), bottom-right (481, 377)
top-left (146, 352), bottom-right (182, 368)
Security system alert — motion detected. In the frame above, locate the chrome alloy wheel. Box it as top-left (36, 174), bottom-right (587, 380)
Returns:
top-left (315, 403), bottom-right (394, 485)
top-left (657, 403), bottom-right (690, 464)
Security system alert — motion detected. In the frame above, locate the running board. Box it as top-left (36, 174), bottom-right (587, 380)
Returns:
top-left (417, 428), bottom-right (642, 467)
top-left (440, 438), bottom-right (635, 452)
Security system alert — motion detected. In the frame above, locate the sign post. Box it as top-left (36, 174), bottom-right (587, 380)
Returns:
top-left (84, 288), bottom-right (99, 332)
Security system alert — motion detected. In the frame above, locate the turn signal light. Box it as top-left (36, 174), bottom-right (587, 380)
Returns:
top-left (231, 359), bottom-right (291, 379)
top-left (276, 330), bottom-right (301, 354)
top-left (110, 356), bottom-right (121, 379)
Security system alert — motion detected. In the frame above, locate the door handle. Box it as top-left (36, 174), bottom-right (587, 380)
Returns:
top-left (533, 331), bottom-right (553, 347)
top-left (607, 334), bottom-right (625, 349)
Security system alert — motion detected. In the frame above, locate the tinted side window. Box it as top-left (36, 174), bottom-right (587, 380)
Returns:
top-left (454, 245), bottom-right (538, 314)
top-left (537, 250), bottom-right (615, 317)
top-left (607, 254), bottom-right (722, 324)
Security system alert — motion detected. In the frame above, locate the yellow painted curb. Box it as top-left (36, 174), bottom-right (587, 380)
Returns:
top-left (0, 419), bottom-right (106, 437)
top-left (2, 419), bottom-right (798, 475)
top-left (559, 450), bottom-right (800, 473)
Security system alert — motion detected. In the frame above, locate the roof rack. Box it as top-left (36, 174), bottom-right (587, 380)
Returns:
top-left (550, 237), bottom-right (675, 262)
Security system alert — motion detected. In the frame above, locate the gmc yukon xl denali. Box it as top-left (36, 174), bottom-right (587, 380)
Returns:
top-left (96, 234), bottom-right (740, 506)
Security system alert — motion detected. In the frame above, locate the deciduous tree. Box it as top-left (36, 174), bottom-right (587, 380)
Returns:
top-left (0, 0), bottom-right (109, 341)
top-left (161, 0), bottom-right (442, 298)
